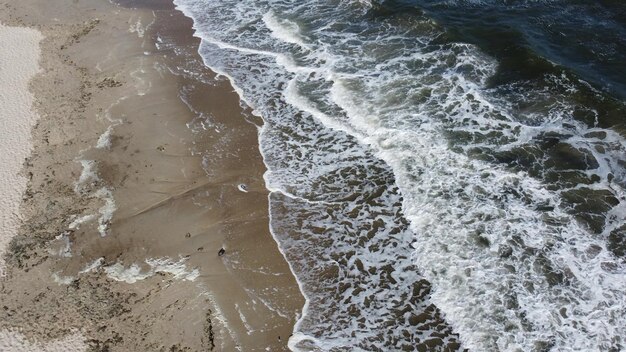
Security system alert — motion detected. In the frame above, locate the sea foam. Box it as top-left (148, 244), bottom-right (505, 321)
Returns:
top-left (174, 0), bottom-right (626, 350)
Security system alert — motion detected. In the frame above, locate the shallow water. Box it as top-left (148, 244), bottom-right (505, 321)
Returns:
top-left (173, 0), bottom-right (626, 350)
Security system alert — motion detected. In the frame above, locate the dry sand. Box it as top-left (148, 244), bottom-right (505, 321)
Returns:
top-left (0, 22), bottom-right (42, 281)
top-left (0, 21), bottom-right (88, 352)
top-left (0, 0), bottom-right (304, 351)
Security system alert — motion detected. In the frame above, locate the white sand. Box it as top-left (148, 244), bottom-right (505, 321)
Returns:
top-left (0, 329), bottom-right (86, 352)
top-left (0, 23), bottom-right (43, 276)
top-left (0, 23), bottom-right (86, 351)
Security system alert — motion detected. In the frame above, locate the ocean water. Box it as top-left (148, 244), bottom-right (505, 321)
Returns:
top-left (172, 0), bottom-right (626, 350)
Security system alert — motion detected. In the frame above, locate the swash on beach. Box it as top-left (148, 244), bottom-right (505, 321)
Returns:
top-left (174, 0), bottom-right (626, 350)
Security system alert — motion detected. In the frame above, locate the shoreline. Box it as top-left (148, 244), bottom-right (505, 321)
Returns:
top-left (0, 0), bottom-right (304, 350)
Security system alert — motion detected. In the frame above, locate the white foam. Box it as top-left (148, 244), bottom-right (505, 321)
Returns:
top-left (129, 19), bottom-right (145, 38)
top-left (145, 257), bottom-right (200, 281)
top-left (128, 12), bottom-right (155, 40)
top-left (50, 233), bottom-right (72, 258)
top-left (130, 57), bottom-right (152, 96)
top-left (104, 257), bottom-right (199, 284)
top-left (93, 187), bottom-right (116, 237)
top-left (329, 63), bottom-right (626, 350)
top-left (283, 78), bottom-right (361, 138)
top-left (262, 11), bottom-right (310, 50)
top-left (55, 256), bottom-right (198, 289)
top-left (73, 160), bottom-right (98, 193)
top-left (104, 262), bottom-right (150, 283)
top-left (234, 303), bottom-right (254, 334)
top-left (95, 126), bottom-right (113, 149)
top-left (52, 272), bottom-right (75, 285)
top-left (326, 40), bottom-right (626, 352)
top-left (71, 161), bottom-right (117, 237)
top-left (171, 0), bottom-right (626, 350)
top-left (173, 1), bottom-right (454, 349)
top-left (68, 214), bottom-right (96, 230)
top-left (79, 257), bottom-right (104, 274)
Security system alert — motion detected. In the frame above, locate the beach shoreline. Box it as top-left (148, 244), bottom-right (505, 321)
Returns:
top-left (0, 0), bottom-right (303, 350)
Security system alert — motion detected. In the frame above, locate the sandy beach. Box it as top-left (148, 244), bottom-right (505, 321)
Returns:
top-left (0, 0), bottom-right (304, 350)
top-left (4, 0), bottom-right (624, 350)
top-left (0, 23), bottom-right (42, 283)
top-left (0, 19), bottom-right (86, 352)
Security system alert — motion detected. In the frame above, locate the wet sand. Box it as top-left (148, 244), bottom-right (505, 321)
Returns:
top-left (0, 0), bottom-right (304, 350)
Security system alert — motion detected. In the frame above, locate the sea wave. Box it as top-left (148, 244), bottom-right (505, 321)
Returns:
top-left (174, 0), bottom-right (626, 350)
